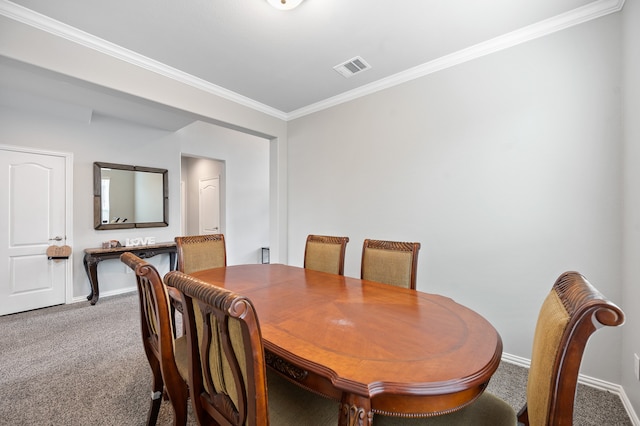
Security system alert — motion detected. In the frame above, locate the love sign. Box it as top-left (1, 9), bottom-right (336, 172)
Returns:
top-left (125, 237), bottom-right (156, 247)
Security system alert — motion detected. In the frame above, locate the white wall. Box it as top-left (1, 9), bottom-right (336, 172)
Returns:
top-left (288, 13), bottom-right (625, 385)
top-left (622, 0), bottom-right (640, 417)
top-left (0, 91), bottom-right (270, 300)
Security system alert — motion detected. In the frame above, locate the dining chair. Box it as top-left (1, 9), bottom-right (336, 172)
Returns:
top-left (373, 271), bottom-right (625, 425)
top-left (164, 270), bottom-right (340, 426)
top-left (361, 239), bottom-right (421, 289)
top-left (304, 234), bottom-right (350, 275)
top-left (120, 252), bottom-right (189, 426)
top-left (175, 234), bottom-right (226, 274)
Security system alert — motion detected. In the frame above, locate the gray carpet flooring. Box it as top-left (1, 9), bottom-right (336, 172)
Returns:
top-left (0, 292), bottom-right (632, 425)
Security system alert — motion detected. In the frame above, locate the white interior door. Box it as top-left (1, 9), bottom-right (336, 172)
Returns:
top-left (0, 147), bottom-right (70, 315)
top-left (199, 176), bottom-right (220, 234)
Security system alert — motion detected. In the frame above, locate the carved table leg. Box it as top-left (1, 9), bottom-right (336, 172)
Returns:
top-left (339, 393), bottom-right (373, 426)
top-left (83, 254), bottom-right (100, 305)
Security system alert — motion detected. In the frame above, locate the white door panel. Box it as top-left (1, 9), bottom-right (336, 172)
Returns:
top-left (0, 148), bottom-right (69, 315)
top-left (199, 177), bottom-right (220, 235)
top-left (10, 162), bottom-right (52, 243)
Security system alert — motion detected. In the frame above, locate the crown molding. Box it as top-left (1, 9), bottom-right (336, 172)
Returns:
top-left (287, 0), bottom-right (625, 120)
top-left (0, 0), bottom-right (289, 121)
top-left (1, 0), bottom-right (625, 122)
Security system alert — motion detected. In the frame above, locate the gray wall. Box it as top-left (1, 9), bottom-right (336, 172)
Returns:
top-left (288, 13), bottom-right (626, 387)
top-left (622, 0), bottom-right (640, 417)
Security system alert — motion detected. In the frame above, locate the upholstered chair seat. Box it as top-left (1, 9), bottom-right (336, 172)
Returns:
top-left (372, 392), bottom-right (516, 425)
top-left (266, 368), bottom-right (339, 424)
top-left (173, 335), bottom-right (189, 384)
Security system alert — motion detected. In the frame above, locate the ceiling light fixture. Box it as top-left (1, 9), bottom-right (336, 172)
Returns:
top-left (266, 0), bottom-right (304, 11)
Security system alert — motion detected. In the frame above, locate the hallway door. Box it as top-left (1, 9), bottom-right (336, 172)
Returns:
top-left (0, 147), bottom-right (71, 315)
top-left (199, 176), bottom-right (220, 234)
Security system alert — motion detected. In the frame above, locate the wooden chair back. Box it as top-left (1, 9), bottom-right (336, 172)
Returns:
top-left (165, 270), bottom-right (269, 426)
top-left (120, 252), bottom-right (188, 426)
top-left (175, 234), bottom-right (226, 274)
top-left (518, 271), bottom-right (625, 425)
top-left (360, 239), bottom-right (421, 289)
top-left (303, 234), bottom-right (350, 275)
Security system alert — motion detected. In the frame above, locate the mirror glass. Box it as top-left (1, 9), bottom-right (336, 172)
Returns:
top-left (94, 162), bottom-right (168, 230)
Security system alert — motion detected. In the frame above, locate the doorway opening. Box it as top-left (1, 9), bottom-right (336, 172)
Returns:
top-left (180, 156), bottom-right (225, 237)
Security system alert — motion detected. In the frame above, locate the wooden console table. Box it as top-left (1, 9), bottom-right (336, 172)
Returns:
top-left (83, 242), bottom-right (177, 305)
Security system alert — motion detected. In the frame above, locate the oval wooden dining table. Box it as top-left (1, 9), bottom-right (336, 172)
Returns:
top-left (190, 263), bottom-right (503, 426)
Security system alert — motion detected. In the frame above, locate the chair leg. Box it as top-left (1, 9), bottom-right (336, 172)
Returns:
top-left (171, 398), bottom-right (188, 426)
top-left (168, 381), bottom-right (189, 426)
top-left (147, 388), bottom-right (163, 426)
top-left (147, 361), bottom-right (164, 426)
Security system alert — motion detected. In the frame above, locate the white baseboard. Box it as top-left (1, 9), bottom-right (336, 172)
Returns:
top-left (501, 353), bottom-right (639, 425)
top-left (71, 286), bottom-right (137, 304)
top-left (620, 391), bottom-right (640, 426)
top-left (502, 352), bottom-right (531, 369)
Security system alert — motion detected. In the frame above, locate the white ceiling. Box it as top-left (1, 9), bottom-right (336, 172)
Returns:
top-left (1, 0), bottom-right (621, 122)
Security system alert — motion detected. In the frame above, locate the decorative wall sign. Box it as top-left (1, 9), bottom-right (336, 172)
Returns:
top-left (126, 237), bottom-right (156, 247)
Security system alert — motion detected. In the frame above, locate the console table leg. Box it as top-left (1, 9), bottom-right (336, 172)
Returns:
top-left (83, 254), bottom-right (100, 305)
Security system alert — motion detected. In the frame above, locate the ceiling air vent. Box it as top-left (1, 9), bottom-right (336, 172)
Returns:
top-left (333, 56), bottom-right (371, 78)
